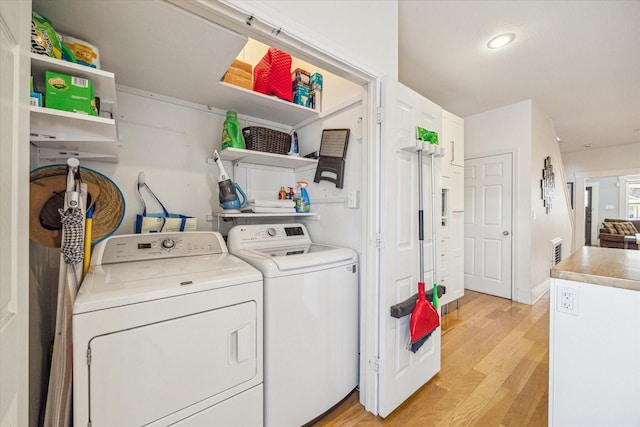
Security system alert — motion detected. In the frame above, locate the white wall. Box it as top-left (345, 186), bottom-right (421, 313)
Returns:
top-left (465, 99), bottom-right (572, 304)
top-left (228, 0), bottom-right (398, 79)
top-left (37, 90), bottom-right (362, 250)
top-left (529, 101), bottom-right (573, 302)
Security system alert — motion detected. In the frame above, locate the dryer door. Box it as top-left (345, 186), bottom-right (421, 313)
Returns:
top-left (87, 301), bottom-right (257, 426)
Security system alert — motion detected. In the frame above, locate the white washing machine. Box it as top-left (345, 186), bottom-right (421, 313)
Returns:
top-left (227, 223), bottom-right (359, 427)
top-left (73, 232), bottom-right (263, 427)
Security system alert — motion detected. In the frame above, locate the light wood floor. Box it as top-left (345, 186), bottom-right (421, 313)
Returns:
top-left (313, 290), bottom-right (550, 427)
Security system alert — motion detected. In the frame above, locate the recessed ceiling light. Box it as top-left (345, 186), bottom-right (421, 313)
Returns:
top-left (487, 33), bottom-right (515, 49)
top-left (556, 136), bottom-right (562, 143)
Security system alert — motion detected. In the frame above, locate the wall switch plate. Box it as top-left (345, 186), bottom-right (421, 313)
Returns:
top-left (348, 190), bottom-right (360, 209)
top-left (557, 286), bottom-right (579, 315)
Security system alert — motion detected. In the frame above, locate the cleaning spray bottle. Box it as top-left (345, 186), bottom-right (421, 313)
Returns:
top-left (296, 181), bottom-right (310, 213)
top-left (288, 130), bottom-right (299, 156)
top-left (221, 111), bottom-right (244, 150)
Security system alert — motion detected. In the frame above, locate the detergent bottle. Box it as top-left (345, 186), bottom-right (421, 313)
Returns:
top-left (296, 181), bottom-right (310, 213)
top-left (221, 111), bottom-right (244, 150)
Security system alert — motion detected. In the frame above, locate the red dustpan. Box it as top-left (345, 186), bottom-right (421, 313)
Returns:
top-left (409, 147), bottom-right (440, 353)
top-left (410, 282), bottom-right (440, 352)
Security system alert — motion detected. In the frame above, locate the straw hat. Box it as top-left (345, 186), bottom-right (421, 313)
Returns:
top-left (30, 164), bottom-right (125, 248)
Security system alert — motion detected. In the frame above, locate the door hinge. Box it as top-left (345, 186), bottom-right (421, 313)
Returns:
top-left (86, 348), bottom-right (92, 366)
top-left (375, 233), bottom-right (385, 249)
top-left (376, 107), bottom-right (383, 124)
top-left (371, 357), bottom-right (383, 375)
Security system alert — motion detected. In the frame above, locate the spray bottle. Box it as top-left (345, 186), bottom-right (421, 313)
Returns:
top-left (296, 181), bottom-right (310, 213)
top-left (289, 130), bottom-right (299, 156)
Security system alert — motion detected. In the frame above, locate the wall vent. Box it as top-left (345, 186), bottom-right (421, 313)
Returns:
top-left (551, 237), bottom-right (563, 266)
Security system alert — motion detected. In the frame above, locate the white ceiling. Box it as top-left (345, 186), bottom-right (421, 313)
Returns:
top-left (398, 0), bottom-right (640, 153)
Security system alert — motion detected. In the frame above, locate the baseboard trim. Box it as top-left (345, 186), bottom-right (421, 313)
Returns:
top-left (531, 279), bottom-right (550, 304)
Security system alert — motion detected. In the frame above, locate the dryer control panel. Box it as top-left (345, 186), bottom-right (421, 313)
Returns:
top-left (91, 232), bottom-right (228, 265)
top-left (227, 223), bottom-right (312, 251)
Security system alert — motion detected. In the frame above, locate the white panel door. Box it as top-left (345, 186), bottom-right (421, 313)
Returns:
top-left (464, 153), bottom-right (513, 299)
top-left (0, 2), bottom-right (29, 426)
top-left (378, 78), bottom-right (442, 417)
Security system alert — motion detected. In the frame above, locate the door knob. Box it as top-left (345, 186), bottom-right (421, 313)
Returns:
top-left (503, 231), bottom-right (509, 236)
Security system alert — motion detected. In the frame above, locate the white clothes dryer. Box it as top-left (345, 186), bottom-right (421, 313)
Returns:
top-left (227, 223), bottom-right (358, 427)
top-left (73, 232), bottom-right (263, 427)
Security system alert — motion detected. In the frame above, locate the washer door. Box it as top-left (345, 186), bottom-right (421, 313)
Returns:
top-left (87, 301), bottom-right (257, 426)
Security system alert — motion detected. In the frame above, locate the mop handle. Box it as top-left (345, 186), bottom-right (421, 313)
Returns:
top-left (430, 152), bottom-right (437, 286)
top-left (417, 149), bottom-right (424, 285)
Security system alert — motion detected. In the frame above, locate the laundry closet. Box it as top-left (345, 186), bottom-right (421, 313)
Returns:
top-left (28, 0), bottom-right (371, 425)
top-left (22, 0), bottom-right (465, 424)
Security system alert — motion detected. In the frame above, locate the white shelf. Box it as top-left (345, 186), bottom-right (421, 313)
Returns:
top-left (216, 82), bottom-right (319, 127)
top-left (215, 148), bottom-right (318, 170)
top-left (30, 54), bottom-right (119, 162)
top-left (30, 106), bottom-right (116, 141)
top-left (218, 212), bottom-right (317, 219)
top-left (30, 53), bottom-right (117, 105)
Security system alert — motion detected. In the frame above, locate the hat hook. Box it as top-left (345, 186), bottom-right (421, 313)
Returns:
top-left (66, 158), bottom-right (81, 208)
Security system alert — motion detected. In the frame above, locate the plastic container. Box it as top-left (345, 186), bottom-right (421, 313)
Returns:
top-left (296, 181), bottom-right (310, 213)
top-left (289, 131), bottom-right (299, 156)
top-left (278, 186), bottom-right (287, 200)
top-left (61, 35), bottom-right (101, 68)
top-left (222, 111), bottom-right (244, 150)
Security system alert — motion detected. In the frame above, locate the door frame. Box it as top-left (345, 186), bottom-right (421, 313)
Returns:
top-left (584, 185), bottom-right (593, 245)
top-left (464, 151), bottom-right (515, 301)
top-left (0, 1), bottom-right (31, 425)
top-left (573, 168), bottom-right (640, 249)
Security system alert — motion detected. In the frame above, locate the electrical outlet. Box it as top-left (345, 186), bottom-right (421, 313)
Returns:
top-left (561, 291), bottom-right (573, 310)
top-left (557, 286), bottom-right (579, 315)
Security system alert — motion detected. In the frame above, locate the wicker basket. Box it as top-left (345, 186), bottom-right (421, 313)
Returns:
top-left (242, 126), bottom-right (291, 155)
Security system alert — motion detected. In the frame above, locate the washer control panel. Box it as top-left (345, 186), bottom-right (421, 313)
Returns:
top-left (227, 223), bottom-right (312, 251)
top-left (94, 232), bottom-right (228, 265)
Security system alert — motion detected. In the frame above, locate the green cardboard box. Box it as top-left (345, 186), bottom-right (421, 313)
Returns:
top-left (45, 71), bottom-right (97, 116)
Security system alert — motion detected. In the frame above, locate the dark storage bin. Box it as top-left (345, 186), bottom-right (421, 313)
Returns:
top-left (242, 126), bottom-right (290, 155)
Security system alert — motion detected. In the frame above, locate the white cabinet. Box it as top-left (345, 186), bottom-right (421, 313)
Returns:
top-left (442, 110), bottom-right (464, 169)
top-left (440, 111), bottom-right (464, 308)
top-left (439, 211), bottom-right (464, 307)
top-left (30, 53), bottom-right (119, 162)
top-left (549, 277), bottom-right (640, 427)
top-left (448, 165), bottom-right (464, 212)
top-left (441, 110), bottom-right (464, 211)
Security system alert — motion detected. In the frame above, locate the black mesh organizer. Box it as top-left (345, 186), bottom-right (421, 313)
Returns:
top-left (313, 128), bottom-right (350, 188)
